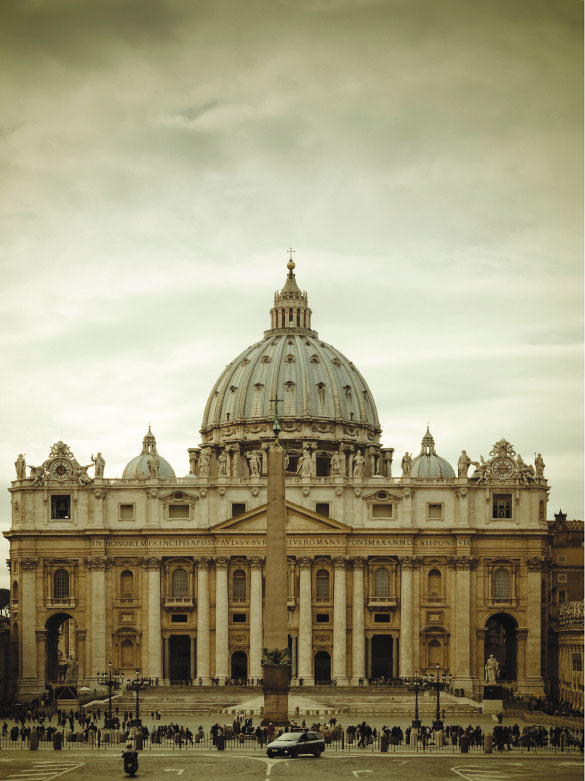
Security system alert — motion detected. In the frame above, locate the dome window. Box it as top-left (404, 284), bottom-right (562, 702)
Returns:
top-left (316, 383), bottom-right (326, 403)
top-left (284, 381), bottom-right (295, 392)
top-left (254, 383), bottom-right (264, 392)
top-left (332, 358), bottom-right (341, 367)
top-left (285, 354), bottom-right (296, 363)
top-left (241, 359), bottom-right (250, 366)
top-left (261, 356), bottom-right (271, 364)
top-left (344, 385), bottom-right (352, 399)
top-left (229, 386), bottom-right (238, 393)
top-left (310, 354), bottom-right (320, 363)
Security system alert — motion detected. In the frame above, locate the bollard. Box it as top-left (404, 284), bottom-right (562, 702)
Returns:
top-left (52, 732), bottom-right (63, 751)
top-left (380, 735), bottom-right (389, 753)
top-left (217, 734), bottom-right (225, 751)
top-left (135, 734), bottom-right (143, 751)
top-left (29, 732), bottom-right (38, 751)
top-left (484, 733), bottom-right (493, 754)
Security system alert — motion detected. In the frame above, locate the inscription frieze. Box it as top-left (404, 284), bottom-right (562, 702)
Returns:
top-left (103, 535), bottom-right (468, 550)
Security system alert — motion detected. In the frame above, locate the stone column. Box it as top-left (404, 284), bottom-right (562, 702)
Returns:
top-left (452, 556), bottom-right (473, 691)
top-left (297, 557), bottom-right (313, 685)
top-left (86, 556), bottom-right (110, 680)
top-left (399, 557), bottom-right (415, 678)
top-left (215, 557), bottom-right (229, 681)
top-left (144, 557), bottom-right (162, 679)
top-left (196, 558), bottom-right (211, 684)
top-left (163, 637), bottom-right (170, 680)
top-left (249, 556), bottom-right (264, 682)
top-left (351, 557), bottom-right (366, 685)
top-left (190, 636), bottom-right (196, 680)
top-left (333, 556), bottom-right (348, 685)
top-left (19, 558), bottom-right (38, 693)
top-left (525, 558), bottom-right (545, 693)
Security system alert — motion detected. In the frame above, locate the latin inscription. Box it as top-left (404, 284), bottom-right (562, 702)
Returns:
top-left (104, 536), bottom-right (468, 549)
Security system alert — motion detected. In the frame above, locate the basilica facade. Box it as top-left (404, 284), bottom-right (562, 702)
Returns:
top-left (6, 260), bottom-right (551, 699)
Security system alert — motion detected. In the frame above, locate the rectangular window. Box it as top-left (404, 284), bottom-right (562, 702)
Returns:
top-left (572, 653), bottom-right (583, 672)
top-left (372, 504), bottom-right (393, 519)
top-left (557, 555), bottom-right (567, 563)
top-left (171, 614), bottom-right (188, 623)
top-left (232, 613), bottom-right (247, 623)
top-left (169, 504), bottom-right (190, 520)
top-left (557, 574), bottom-right (567, 583)
top-left (51, 496), bottom-right (71, 520)
top-left (315, 503), bottom-right (330, 517)
top-left (374, 613), bottom-right (390, 623)
top-left (315, 613), bottom-right (330, 623)
top-left (119, 504), bottom-right (135, 521)
top-left (231, 503), bottom-right (246, 517)
top-left (427, 503), bottom-right (443, 520)
top-left (492, 494), bottom-right (512, 519)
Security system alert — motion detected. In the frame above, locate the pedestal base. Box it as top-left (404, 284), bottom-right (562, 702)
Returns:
top-left (262, 664), bottom-right (290, 726)
top-left (481, 699), bottom-right (504, 715)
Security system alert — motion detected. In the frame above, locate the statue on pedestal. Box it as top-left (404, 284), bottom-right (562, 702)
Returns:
top-left (297, 449), bottom-right (312, 477)
top-left (330, 452), bottom-right (340, 476)
top-left (15, 454), bottom-right (26, 479)
top-left (401, 452), bottom-right (412, 477)
top-left (458, 450), bottom-right (471, 477)
top-left (247, 450), bottom-right (261, 476)
top-left (484, 654), bottom-right (499, 683)
top-left (198, 450), bottom-right (210, 477)
top-left (352, 450), bottom-right (365, 478)
top-left (64, 655), bottom-right (78, 683)
top-left (91, 452), bottom-right (105, 478)
top-left (534, 453), bottom-right (545, 478)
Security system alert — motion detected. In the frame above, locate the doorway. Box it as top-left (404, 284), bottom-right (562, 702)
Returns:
top-left (231, 650), bottom-right (248, 680)
top-left (169, 635), bottom-right (191, 681)
top-left (45, 613), bottom-right (77, 682)
top-left (372, 635), bottom-right (393, 679)
top-left (314, 651), bottom-right (331, 683)
top-left (484, 613), bottom-right (518, 680)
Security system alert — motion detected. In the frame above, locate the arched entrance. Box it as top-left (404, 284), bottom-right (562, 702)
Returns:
top-left (45, 613), bottom-right (77, 683)
top-left (485, 613), bottom-right (517, 681)
top-left (314, 651), bottom-right (331, 683)
top-left (231, 650), bottom-right (247, 680)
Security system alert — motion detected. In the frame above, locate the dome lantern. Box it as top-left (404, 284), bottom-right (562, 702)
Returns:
top-left (123, 427), bottom-right (176, 481)
top-left (410, 427), bottom-right (455, 479)
top-left (268, 252), bottom-right (313, 334)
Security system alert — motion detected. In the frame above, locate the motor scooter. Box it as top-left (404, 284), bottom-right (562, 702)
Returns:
top-left (122, 747), bottom-right (139, 777)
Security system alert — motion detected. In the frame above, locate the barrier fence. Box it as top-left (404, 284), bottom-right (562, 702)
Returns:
top-left (0, 730), bottom-right (582, 755)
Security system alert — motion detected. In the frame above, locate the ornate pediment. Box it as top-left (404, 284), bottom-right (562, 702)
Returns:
top-left (212, 500), bottom-right (351, 534)
top-left (363, 489), bottom-right (403, 504)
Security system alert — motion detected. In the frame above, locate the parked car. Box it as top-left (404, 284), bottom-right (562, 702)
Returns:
top-left (266, 730), bottom-right (325, 758)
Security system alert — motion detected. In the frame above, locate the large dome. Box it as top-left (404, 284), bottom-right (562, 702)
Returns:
top-left (200, 259), bottom-right (380, 444)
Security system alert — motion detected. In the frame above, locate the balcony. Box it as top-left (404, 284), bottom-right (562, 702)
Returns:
top-left (367, 596), bottom-right (397, 609)
top-left (488, 597), bottom-right (518, 608)
top-left (47, 597), bottom-right (76, 609)
top-left (164, 597), bottom-right (195, 609)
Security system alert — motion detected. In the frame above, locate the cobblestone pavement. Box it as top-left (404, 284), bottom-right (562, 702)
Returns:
top-left (0, 752), bottom-right (582, 781)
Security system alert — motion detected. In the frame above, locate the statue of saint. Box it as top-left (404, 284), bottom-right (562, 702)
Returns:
top-left (458, 450), bottom-right (471, 478)
top-left (217, 450), bottom-right (228, 477)
top-left (15, 454), bottom-right (26, 480)
top-left (64, 655), bottom-right (78, 683)
top-left (401, 452), bottom-right (412, 477)
top-left (330, 452), bottom-right (340, 475)
top-left (484, 654), bottom-right (499, 683)
top-left (297, 449), bottom-right (312, 477)
top-left (75, 465), bottom-right (93, 485)
top-left (247, 450), bottom-right (260, 476)
top-left (91, 452), bottom-right (105, 478)
top-left (353, 450), bottom-right (365, 478)
top-left (29, 465), bottom-right (44, 486)
top-left (198, 450), bottom-right (210, 477)
top-left (534, 453), bottom-right (545, 478)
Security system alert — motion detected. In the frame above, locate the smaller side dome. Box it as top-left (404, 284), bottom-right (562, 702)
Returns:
top-left (122, 427), bottom-right (176, 480)
top-left (410, 427), bottom-right (455, 479)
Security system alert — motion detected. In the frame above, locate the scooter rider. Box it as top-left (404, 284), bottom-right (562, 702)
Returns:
top-left (122, 742), bottom-right (139, 777)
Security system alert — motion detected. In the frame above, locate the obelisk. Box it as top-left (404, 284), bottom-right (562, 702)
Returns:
top-left (261, 433), bottom-right (290, 726)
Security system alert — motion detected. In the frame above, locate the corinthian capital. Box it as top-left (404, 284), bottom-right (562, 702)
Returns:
top-left (332, 556), bottom-right (347, 570)
top-left (85, 556), bottom-right (113, 571)
top-left (248, 555), bottom-right (264, 570)
top-left (214, 556), bottom-right (229, 569)
top-left (400, 556), bottom-right (420, 570)
top-left (19, 557), bottom-right (38, 571)
top-left (526, 556), bottom-right (545, 571)
top-left (297, 556), bottom-right (313, 570)
top-left (142, 557), bottom-right (162, 570)
top-left (352, 556), bottom-right (367, 570)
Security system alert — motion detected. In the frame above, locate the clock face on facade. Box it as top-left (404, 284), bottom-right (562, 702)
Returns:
top-left (49, 459), bottom-right (73, 480)
top-left (491, 457), bottom-right (515, 480)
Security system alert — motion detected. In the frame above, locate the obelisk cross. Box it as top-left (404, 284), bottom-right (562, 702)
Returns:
top-left (269, 396), bottom-right (283, 439)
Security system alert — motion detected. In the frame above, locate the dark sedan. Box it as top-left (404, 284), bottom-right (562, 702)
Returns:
top-left (266, 730), bottom-right (325, 758)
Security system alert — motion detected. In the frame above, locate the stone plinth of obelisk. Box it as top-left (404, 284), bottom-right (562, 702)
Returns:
top-left (261, 439), bottom-right (290, 726)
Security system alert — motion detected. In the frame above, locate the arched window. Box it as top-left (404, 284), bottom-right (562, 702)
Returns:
top-left (493, 568), bottom-right (510, 600)
top-left (120, 570), bottom-right (134, 599)
top-left (172, 568), bottom-right (188, 598)
top-left (374, 568), bottom-right (390, 597)
top-left (428, 569), bottom-right (442, 600)
top-left (233, 569), bottom-right (246, 601)
top-left (53, 569), bottom-right (69, 600)
top-left (12, 581), bottom-right (18, 602)
top-left (316, 569), bottom-right (330, 599)
top-left (121, 639), bottom-right (134, 668)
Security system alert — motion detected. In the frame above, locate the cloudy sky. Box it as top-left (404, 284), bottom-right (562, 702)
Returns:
top-left (0, 0), bottom-right (582, 588)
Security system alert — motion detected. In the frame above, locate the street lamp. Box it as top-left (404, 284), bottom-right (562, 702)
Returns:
top-left (128, 669), bottom-right (151, 727)
top-left (424, 663), bottom-right (452, 731)
top-left (407, 671), bottom-right (424, 727)
top-left (97, 662), bottom-right (122, 728)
